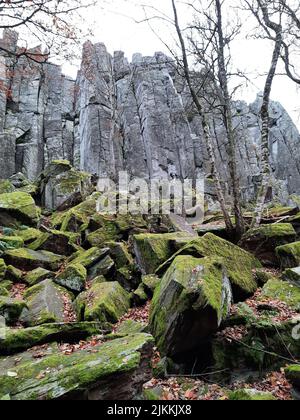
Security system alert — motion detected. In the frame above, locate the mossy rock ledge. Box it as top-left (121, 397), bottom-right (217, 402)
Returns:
top-left (55, 263), bottom-right (87, 293)
top-left (276, 241), bottom-right (300, 269)
top-left (157, 233), bottom-right (261, 300)
top-left (239, 223), bottom-right (296, 266)
top-left (0, 192), bottom-right (40, 226)
top-left (150, 255), bottom-right (233, 357)
top-left (0, 333), bottom-right (154, 400)
top-left (21, 279), bottom-right (74, 327)
top-left (3, 248), bottom-right (65, 271)
top-left (75, 281), bottom-right (130, 323)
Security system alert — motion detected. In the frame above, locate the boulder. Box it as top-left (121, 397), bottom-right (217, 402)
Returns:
top-left (40, 160), bottom-right (92, 211)
top-left (22, 279), bottom-right (74, 326)
top-left (28, 230), bottom-right (79, 256)
top-left (114, 320), bottom-right (147, 336)
top-left (70, 247), bottom-right (109, 270)
top-left (239, 223), bottom-right (296, 266)
top-left (285, 365), bottom-right (300, 389)
top-left (0, 281), bottom-right (13, 297)
top-left (55, 263), bottom-right (86, 293)
top-left (87, 255), bottom-right (115, 279)
top-left (133, 283), bottom-right (149, 306)
top-left (157, 233), bottom-right (261, 300)
top-left (0, 297), bottom-right (27, 325)
top-left (228, 389), bottom-right (276, 401)
top-left (259, 278), bottom-right (300, 311)
top-left (282, 267), bottom-right (300, 287)
top-left (150, 255), bottom-right (233, 357)
top-left (0, 192), bottom-right (40, 226)
top-left (141, 275), bottom-right (160, 297)
top-left (24, 268), bottom-right (54, 287)
top-left (0, 236), bottom-right (24, 250)
top-left (15, 227), bottom-right (43, 244)
top-left (75, 281), bottom-right (130, 323)
top-left (0, 322), bottom-right (106, 355)
top-left (0, 333), bottom-right (154, 400)
top-left (133, 233), bottom-right (193, 274)
top-left (276, 241), bottom-right (300, 269)
top-left (105, 242), bottom-right (134, 268)
top-left (5, 265), bottom-right (23, 282)
top-left (0, 180), bottom-right (15, 194)
top-left (3, 248), bottom-right (65, 271)
top-left (0, 259), bottom-right (6, 280)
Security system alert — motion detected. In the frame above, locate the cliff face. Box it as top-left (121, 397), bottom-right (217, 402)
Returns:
top-left (0, 29), bottom-right (300, 203)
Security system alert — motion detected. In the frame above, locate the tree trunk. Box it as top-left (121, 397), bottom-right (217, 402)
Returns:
top-left (251, 2), bottom-right (283, 228)
top-left (215, 0), bottom-right (245, 237)
top-left (171, 0), bottom-right (234, 233)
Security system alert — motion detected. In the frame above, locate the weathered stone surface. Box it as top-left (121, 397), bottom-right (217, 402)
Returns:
top-left (0, 31), bottom-right (300, 205)
top-left (0, 192), bottom-right (40, 226)
top-left (150, 255), bottom-right (233, 357)
top-left (133, 232), bottom-right (193, 274)
top-left (0, 296), bottom-right (27, 325)
top-left (239, 223), bottom-right (296, 266)
top-left (0, 259), bottom-right (6, 280)
top-left (75, 281), bottom-right (130, 323)
top-left (0, 322), bottom-right (106, 355)
top-left (282, 267), bottom-right (300, 287)
top-left (28, 229), bottom-right (79, 256)
top-left (259, 278), bottom-right (300, 311)
top-left (276, 241), bottom-right (300, 269)
top-left (157, 233), bottom-right (261, 300)
top-left (0, 333), bottom-right (154, 400)
top-left (228, 389), bottom-right (276, 401)
top-left (55, 263), bottom-right (86, 293)
top-left (22, 279), bottom-right (73, 326)
top-left (24, 268), bottom-right (54, 287)
top-left (3, 248), bottom-right (65, 271)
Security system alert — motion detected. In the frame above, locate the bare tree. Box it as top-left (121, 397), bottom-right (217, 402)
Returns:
top-left (246, 0), bottom-right (283, 228)
top-left (171, 0), bottom-right (234, 233)
top-left (0, 0), bottom-right (98, 62)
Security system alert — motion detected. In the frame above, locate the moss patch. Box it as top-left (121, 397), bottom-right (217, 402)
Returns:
top-left (260, 278), bottom-right (300, 311)
top-left (276, 241), bottom-right (300, 269)
top-left (3, 248), bottom-right (65, 271)
top-left (0, 192), bottom-right (40, 226)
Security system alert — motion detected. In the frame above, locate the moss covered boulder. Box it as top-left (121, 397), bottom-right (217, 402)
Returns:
top-left (276, 241), bottom-right (300, 269)
top-left (24, 268), bottom-right (54, 287)
top-left (228, 389), bottom-right (276, 401)
top-left (0, 297), bottom-right (27, 325)
top-left (22, 280), bottom-right (73, 327)
top-left (75, 281), bottom-right (130, 324)
top-left (282, 267), bottom-right (300, 287)
top-left (28, 230), bottom-right (79, 256)
top-left (114, 320), bottom-right (147, 336)
top-left (150, 255), bottom-right (233, 357)
top-left (285, 365), bottom-right (300, 389)
top-left (86, 220), bottom-right (120, 247)
top-left (0, 322), bottom-right (106, 355)
top-left (0, 259), bottom-right (6, 280)
top-left (259, 278), bottom-right (300, 311)
top-left (0, 192), bottom-right (40, 226)
top-left (239, 223), bottom-right (296, 266)
top-left (5, 265), bottom-right (23, 282)
top-left (0, 236), bottom-right (24, 250)
top-left (0, 333), bottom-right (153, 400)
top-left (3, 248), bottom-right (65, 271)
top-left (133, 232), bottom-right (193, 274)
top-left (157, 233), bottom-right (261, 300)
top-left (55, 263), bottom-right (86, 293)
top-left (105, 242), bottom-right (134, 268)
top-left (70, 247), bottom-right (109, 271)
top-left (0, 180), bottom-right (15, 194)
top-left (15, 227), bottom-right (43, 245)
top-left (87, 255), bottom-right (115, 279)
top-left (142, 275), bottom-right (160, 297)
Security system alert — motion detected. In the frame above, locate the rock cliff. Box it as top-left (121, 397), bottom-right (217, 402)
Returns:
top-left (0, 29), bottom-right (300, 204)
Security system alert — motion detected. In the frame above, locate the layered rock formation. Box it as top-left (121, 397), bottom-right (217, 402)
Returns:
top-left (0, 29), bottom-right (300, 204)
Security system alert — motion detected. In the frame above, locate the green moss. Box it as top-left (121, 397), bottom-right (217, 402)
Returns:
top-left (75, 281), bottom-right (130, 323)
top-left (133, 233), bottom-right (192, 274)
top-left (228, 389), bottom-right (276, 401)
top-left (5, 265), bottom-right (23, 282)
top-left (24, 268), bottom-right (53, 287)
top-left (4, 248), bottom-right (65, 271)
top-left (0, 297), bottom-right (27, 325)
top-left (285, 365), bottom-right (300, 388)
top-left (158, 233), bottom-right (261, 297)
top-left (71, 247), bottom-right (108, 269)
top-left (260, 278), bottom-right (300, 311)
top-left (142, 275), bottom-right (160, 296)
top-left (28, 229), bottom-right (79, 256)
top-left (0, 259), bottom-right (6, 280)
top-left (55, 263), bottom-right (86, 293)
top-left (56, 169), bottom-right (90, 195)
top-left (0, 180), bottom-right (15, 194)
top-left (0, 192), bottom-right (40, 226)
top-left (150, 255), bottom-right (232, 356)
top-left (276, 241), bottom-right (300, 269)
top-left (243, 223), bottom-right (296, 240)
top-left (15, 228), bottom-right (43, 244)
top-left (0, 333), bottom-right (153, 400)
top-left (114, 320), bottom-right (147, 336)
top-left (133, 283), bottom-right (148, 305)
top-left (0, 322), bottom-right (104, 355)
top-left (282, 267), bottom-right (300, 286)
top-left (105, 242), bottom-right (134, 268)
top-left (0, 236), bottom-right (24, 250)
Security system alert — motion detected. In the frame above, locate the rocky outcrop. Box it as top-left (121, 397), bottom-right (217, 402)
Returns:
top-left (0, 29), bottom-right (300, 205)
